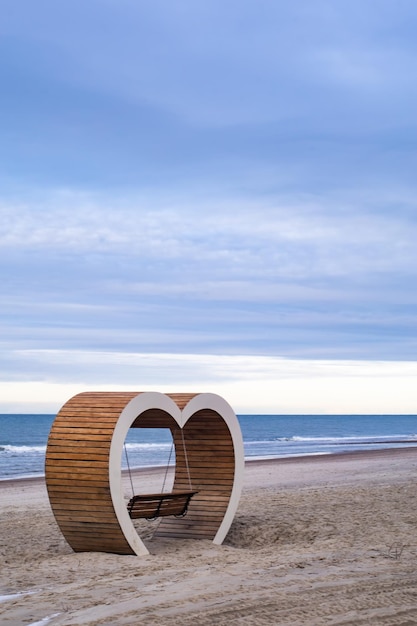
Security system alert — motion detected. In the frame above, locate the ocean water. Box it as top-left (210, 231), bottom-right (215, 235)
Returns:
top-left (0, 413), bottom-right (417, 480)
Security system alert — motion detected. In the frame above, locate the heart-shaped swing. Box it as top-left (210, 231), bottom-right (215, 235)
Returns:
top-left (45, 391), bottom-right (244, 556)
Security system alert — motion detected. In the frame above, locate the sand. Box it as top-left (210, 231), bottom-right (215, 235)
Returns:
top-left (1, 448), bottom-right (417, 625)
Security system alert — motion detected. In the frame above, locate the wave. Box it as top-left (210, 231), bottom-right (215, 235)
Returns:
top-left (245, 434), bottom-right (417, 445)
top-left (0, 444), bottom-right (46, 455)
top-left (0, 442), bottom-right (172, 455)
top-left (288, 434), bottom-right (417, 443)
top-left (3, 435), bottom-right (416, 456)
top-left (124, 442), bottom-right (172, 450)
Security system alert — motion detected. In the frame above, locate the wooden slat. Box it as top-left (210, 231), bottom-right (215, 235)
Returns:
top-left (50, 501), bottom-right (115, 511)
top-left (46, 477), bottom-right (112, 488)
top-left (47, 455), bottom-right (110, 464)
top-left (47, 486), bottom-right (111, 495)
top-left (53, 415), bottom-right (122, 423)
top-left (45, 452), bottom-right (110, 461)
top-left (47, 439), bottom-right (111, 448)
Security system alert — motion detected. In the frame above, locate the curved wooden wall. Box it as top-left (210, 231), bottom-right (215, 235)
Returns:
top-left (45, 392), bottom-right (139, 554)
top-left (45, 391), bottom-right (244, 555)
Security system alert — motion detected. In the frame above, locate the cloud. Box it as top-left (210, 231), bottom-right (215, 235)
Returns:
top-left (1, 189), bottom-right (417, 364)
top-left (1, 192), bottom-right (417, 291)
top-left (0, 351), bottom-right (416, 414)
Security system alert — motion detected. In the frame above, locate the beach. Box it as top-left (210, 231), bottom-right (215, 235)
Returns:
top-left (1, 448), bottom-right (417, 625)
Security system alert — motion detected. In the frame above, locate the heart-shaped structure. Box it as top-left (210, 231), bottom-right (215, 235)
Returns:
top-left (45, 391), bottom-right (244, 555)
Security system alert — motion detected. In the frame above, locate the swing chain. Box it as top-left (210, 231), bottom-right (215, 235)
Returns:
top-left (181, 429), bottom-right (193, 490)
top-left (160, 437), bottom-right (175, 493)
top-left (124, 442), bottom-right (135, 497)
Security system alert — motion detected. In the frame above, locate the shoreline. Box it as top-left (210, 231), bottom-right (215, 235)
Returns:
top-left (1, 444), bottom-right (417, 488)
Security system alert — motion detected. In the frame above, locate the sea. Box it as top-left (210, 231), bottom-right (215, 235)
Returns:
top-left (1, 413), bottom-right (417, 481)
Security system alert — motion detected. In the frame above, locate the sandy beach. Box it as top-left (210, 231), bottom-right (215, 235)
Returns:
top-left (1, 448), bottom-right (417, 625)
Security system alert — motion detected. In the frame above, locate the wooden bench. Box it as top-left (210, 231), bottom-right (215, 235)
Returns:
top-left (127, 491), bottom-right (197, 520)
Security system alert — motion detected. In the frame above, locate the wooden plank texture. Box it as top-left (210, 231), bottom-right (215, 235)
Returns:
top-left (46, 392), bottom-right (138, 555)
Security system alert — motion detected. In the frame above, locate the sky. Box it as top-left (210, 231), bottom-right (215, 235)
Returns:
top-left (1, 1), bottom-right (417, 413)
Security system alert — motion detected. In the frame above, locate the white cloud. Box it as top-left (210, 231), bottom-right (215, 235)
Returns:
top-left (2, 191), bottom-right (416, 279)
top-left (1, 351), bottom-right (416, 414)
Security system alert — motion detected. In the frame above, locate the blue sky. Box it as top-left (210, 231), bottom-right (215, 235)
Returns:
top-left (1, 1), bottom-right (417, 413)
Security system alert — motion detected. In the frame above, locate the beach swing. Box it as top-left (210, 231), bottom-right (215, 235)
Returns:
top-left (46, 391), bottom-right (244, 555)
top-left (124, 428), bottom-right (197, 520)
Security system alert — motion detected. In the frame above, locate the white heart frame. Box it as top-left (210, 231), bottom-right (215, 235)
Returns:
top-left (46, 391), bottom-right (244, 556)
